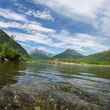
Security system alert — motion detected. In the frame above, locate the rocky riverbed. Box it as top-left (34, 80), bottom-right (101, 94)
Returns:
top-left (0, 81), bottom-right (109, 110)
top-left (0, 63), bottom-right (110, 110)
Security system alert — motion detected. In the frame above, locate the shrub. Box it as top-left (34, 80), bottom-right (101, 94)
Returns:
top-left (0, 43), bottom-right (22, 61)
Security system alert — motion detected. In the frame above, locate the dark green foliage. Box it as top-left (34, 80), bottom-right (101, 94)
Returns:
top-left (0, 29), bottom-right (28, 57)
top-left (0, 43), bottom-right (21, 61)
top-left (0, 29), bottom-right (29, 61)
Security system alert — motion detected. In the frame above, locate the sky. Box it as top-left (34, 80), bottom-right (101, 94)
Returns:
top-left (0, 0), bottom-right (110, 55)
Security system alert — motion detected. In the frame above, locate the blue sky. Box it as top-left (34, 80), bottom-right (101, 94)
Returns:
top-left (0, 0), bottom-right (110, 55)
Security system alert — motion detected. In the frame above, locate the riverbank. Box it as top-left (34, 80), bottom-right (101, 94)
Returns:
top-left (49, 60), bottom-right (110, 67)
top-left (59, 62), bottom-right (110, 67)
top-left (26, 59), bottom-right (49, 64)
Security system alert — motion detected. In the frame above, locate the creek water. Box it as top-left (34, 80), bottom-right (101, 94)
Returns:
top-left (0, 62), bottom-right (110, 110)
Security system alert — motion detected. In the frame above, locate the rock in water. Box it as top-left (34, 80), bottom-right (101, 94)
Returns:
top-left (0, 84), bottom-right (106, 110)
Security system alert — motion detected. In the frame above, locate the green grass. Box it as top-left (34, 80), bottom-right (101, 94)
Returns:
top-left (26, 58), bottom-right (49, 64)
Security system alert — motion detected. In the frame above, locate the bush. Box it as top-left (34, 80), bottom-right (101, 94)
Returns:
top-left (0, 43), bottom-right (22, 61)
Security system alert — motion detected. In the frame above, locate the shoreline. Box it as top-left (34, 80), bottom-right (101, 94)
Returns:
top-left (25, 59), bottom-right (110, 67)
top-left (49, 61), bottom-right (110, 67)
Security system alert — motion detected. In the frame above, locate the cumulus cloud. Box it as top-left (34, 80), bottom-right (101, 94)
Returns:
top-left (0, 0), bottom-right (110, 54)
top-left (33, 0), bottom-right (110, 32)
top-left (0, 20), bottom-right (55, 34)
top-left (0, 8), bottom-right (27, 21)
top-left (6, 28), bottom-right (108, 55)
top-left (6, 31), bottom-right (53, 47)
top-left (97, 0), bottom-right (110, 36)
top-left (33, 0), bottom-right (105, 21)
top-left (50, 31), bottom-right (108, 55)
top-left (26, 10), bottom-right (54, 21)
top-left (11, 1), bottom-right (54, 21)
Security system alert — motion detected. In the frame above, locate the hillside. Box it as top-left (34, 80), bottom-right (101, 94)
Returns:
top-left (31, 49), bottom-right (51, 59)
top-left (80, 50), bottom-right (110, 65)
top-left (53, 49), bottom-right (110, 65)
top-left (54, 49), bottom-right (84, 59)
top-left (0, 29), bottom-right (28, 62)
top-left (0, 29), bottom-right (28, 57)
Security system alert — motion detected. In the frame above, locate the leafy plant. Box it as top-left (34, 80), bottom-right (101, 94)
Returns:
top-left (0, 43), bottom-right (22, 61)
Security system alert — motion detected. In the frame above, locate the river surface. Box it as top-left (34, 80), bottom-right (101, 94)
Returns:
top-left (0, 62), bottom-right (110, 110)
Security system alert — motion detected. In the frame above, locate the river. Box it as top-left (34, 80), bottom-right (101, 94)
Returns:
top-left (0, 62), bottom-right (110, 110)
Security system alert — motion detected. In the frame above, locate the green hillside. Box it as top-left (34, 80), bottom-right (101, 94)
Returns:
top-left (0, 29), bottom-right (28, 61)
top-left (0, 29), bottom-right (28, 56)
top-left (54, 49), bottom-right (84, 59)
top-left (80, 50), bottom-right (110, 65)
top-left (53, 48), bottom-right (110, 65)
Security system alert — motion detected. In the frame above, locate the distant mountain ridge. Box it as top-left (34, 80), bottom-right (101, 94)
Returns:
top-left (31, 48), bottom-right (51, 59)
top-left (0, 29), bottom-right (28, 56)
top-left (53, 49), bottom-right (110, 65)
top-left (54, 49), bottom-right (84, 59)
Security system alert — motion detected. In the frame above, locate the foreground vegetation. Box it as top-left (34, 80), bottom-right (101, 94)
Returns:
top-left (0, 29), bottom-right (28, 62)
top-left (0, 43), bottom-right (24, 62)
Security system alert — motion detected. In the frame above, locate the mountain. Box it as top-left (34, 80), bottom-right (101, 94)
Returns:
top-left (54, 49), bottom-right (84, 59)
top-left (0, 29), bottom-right (28, 57)
top-left (31, 49), bottom-right (51, 59)
top-left (80, 50), bottom-right (110, 64)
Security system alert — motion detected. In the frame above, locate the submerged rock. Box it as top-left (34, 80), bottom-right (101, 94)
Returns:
top-left (0, 83), bottom-right (109, 110)
top-left (0, 56), bottom-right (8, 63)
top-left (0, 87), bottom-right (36, 110)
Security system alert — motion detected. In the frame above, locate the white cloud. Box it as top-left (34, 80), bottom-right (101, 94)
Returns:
top-left (26, 10), bottom-right (54, 21)
top-left (33, 0), bottom-right (105, 21)
top-left (0, 20), bottom-right (55, 33)
top-left (4, 21), bottom-right (109, 55)
top-left (50, 30), bottom-right (108, 55)
top-left (0, 21), bottom-right (22, 29)
top-left (1, 0), bottom-right (110, 54)
top-left (0, 8), bottom-right (27, 21)
top-left (10, 1), bottom-right (54, 21)
top-left (97, 1), bottom-right (110, 36)
top-left (6, 31), bottom-right (53, 47)
top-left (0, 17), bottom-right (108, 55)
top-left (26, 22), bottom-right (55, 33)
top-left (6, 28), bottom-right (108, 55)
top-left (63, 34), bottom-right (107, 52)
top-left (33, 0), bottom-right (110, 35)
